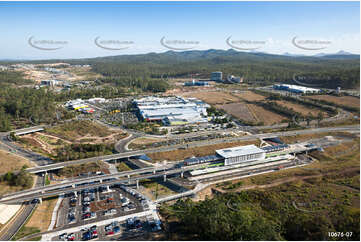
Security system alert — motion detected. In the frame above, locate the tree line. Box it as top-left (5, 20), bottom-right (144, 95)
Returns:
top-left (161, 192), bottom-right (360, 241)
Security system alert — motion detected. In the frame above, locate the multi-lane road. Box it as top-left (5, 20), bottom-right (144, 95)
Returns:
top-left (24, 124), bottom-right (360, 174)
top-left (0, 175), bottom-right (45, 241)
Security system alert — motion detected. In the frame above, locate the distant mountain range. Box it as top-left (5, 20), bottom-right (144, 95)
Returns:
top-left (0, 49), bottom-right (359, 63)
top-left (283, 50), bottom-right (358, 58)
top-left (1, 48), bottom-right (359, 89)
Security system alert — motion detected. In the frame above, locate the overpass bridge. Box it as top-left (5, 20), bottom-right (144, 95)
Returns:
top-left (0, 138), bottom-right (330, 205)
top-left (154, 183), bottom-right (209, 204)
top-left (13, 126), bottom-right (46, 136)
top-left (1, 142), bottom-right (317, 205)
top-left (0, 165), bottom-right (195, 204)
top-left (24, 125), bottom-right (360, 174)
top-left (25, 151), bottom-right (146, 174)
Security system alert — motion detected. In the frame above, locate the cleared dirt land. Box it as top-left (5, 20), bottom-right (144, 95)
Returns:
top-left (216, 103), bottom-right (256, 122)
top-left (147, 140), bottom-right (260, 162)
top-left (130, 137), bottom-right (166, 145)
top-left (128, 137), bottom-right (167, 150)
top-left (182, 91), bottom-right (240, 104)
top-left (275, 100), bottom-right (329, 117)
top-left (0, 150), bottom-right (32, 173)
top-left (18, 120), bottom-right (127, 156)
top-left (247, 104), bottom-right (287, 125)
top-left (45, 120), bottom-right (122, 142)
top-left (306, 95), bottom-right (360, 108)
top-left (235, 91), bottom-right (266, 102)
top-left (26, 197), bottom-right (58, 232)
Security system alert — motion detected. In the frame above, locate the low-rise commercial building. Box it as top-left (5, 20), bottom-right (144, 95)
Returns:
top-left (273, 84), bottom-right (320, 94)
top-left (134, 96), bottom-right (210, 125)
top-left (210, 71), bottom-right (223, 82)
top-left (184, 80), bottom-right (209, 86)
top-left (216, 145), bottom-right (266, 166)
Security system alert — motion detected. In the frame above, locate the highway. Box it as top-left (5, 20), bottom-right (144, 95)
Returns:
top-left (2, 165), bottom-right (175, 200)
top-left (0, 133), bottom-right (52, 167)
top-left (23, 124), bottom-right (360, 174)
top-left (0, 165), bottom-right (193, 204)
top-left (0, 139), bottom-right (326, 205)
top-left (0, 175), bottom-right (45, 240)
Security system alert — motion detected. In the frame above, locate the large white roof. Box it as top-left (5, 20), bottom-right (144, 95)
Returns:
top-left (216, 145), bottom-right (264, 158)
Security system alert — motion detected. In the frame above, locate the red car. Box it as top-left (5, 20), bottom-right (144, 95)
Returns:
top-left (107, 231), bottom-right (114, 236)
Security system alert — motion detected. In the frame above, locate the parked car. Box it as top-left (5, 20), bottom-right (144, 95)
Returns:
top-left (105, 224), bottom-right (113, 231)
top-left (67, 233), bottom-right (75, 241)
top-left (59, 233), bottom-right (67, 240)
top-left (113, 226), bottom-right (120, 234)
top-left (82, 231), bottom-right (91, 240)
top-left (82, 206), bottom-right (90, 213)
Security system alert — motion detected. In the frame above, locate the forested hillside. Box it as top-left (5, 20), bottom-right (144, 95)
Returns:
top-left (86, 50), bottom-right (360, 89)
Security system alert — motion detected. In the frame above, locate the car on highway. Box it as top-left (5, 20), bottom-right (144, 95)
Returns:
top-left (31, 198), bottom-right (40, 204)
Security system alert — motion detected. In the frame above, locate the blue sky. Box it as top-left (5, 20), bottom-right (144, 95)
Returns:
top-left (0, 1), bottom-right (359, 59)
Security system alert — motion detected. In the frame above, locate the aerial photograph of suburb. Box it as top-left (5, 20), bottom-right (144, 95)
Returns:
top-left (0, 1), bottom-right (359, 241)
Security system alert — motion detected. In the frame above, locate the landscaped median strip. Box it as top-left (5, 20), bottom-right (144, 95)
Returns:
top-left (47, 195), bottom-right (64, 231)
